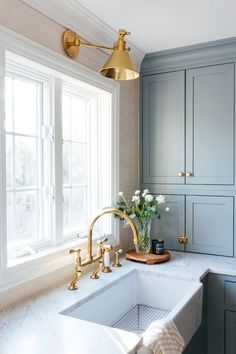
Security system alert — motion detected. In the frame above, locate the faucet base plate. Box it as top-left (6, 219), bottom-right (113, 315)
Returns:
top-left (90, 274), bottom-right (99, 279)
top-left (102, 266), bottom-right (112, 273)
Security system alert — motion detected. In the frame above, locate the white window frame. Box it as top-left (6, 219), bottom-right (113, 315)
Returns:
top-left (0, 25), bottom-right (120, 293)
top-left (5, 64), bottom-right (54, 254)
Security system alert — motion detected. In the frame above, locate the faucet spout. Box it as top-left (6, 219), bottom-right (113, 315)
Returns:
top-left (87, 208), bottom-right (138, 261)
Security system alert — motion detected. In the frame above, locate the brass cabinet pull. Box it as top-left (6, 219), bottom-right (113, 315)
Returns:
top-left (178, 172), bottom-right (185, 177)
top-left (186, 172), bottom-right (193, 177)
top-left (178, 235), bottom-right (188, 244)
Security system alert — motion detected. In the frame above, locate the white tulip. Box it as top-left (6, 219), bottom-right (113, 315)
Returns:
top-left (132, 196), bottom-right (140, 203)
top-left (135, 190), bottom-right (140, 195)
top-left (165, 207), bottom-right (170, 212)
top-left (142, 189), bottom-right (149, 197)
top-left (156, 195), bottom-right (166, 204)
top-left (145, 194), bottom-right (153, 202)
top-left (119, 191), bottom-right (124, 197)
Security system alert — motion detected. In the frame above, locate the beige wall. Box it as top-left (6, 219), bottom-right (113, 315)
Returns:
top-left (0, 0), bottom-right (139, 250)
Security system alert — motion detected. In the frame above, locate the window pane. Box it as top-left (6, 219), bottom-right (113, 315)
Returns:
top-left (63, 187), bottom-right (86, 235)
top-left (63, 142), bottom-right (69, 185)
top-left (6, 135), bottom-right (13, 188)
top-left (71, 96), bottom-right (87, 141)
top-left (14, 192), bottom-right (38, 246)
top-left (14, 79), bottom-right (37, 135)
top-left (62, 94), bottom-right (71, 140)
top-left (71, 188), bottom-right (86, 232)
top-left (71, 143), bottom-right (86, 185)
top-left (63, 189), bottom-right (69, 233)
top-left (62, 90), bottom-right (88, 238)
top-left (15, 136), bottom-right (37, 187)
top-left (6, 193), bottom-right (13, 243)
top-left (5, 77), bottom-right (13, 132)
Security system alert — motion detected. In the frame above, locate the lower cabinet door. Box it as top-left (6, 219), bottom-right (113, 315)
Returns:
top-left (151, 195), bottom-right (185, 251)
top-left (186, 196), bottom-right (234, 256)
top-left (207, 274), bottom-right (225, 354)
top-left (226, 311), bottom-right (236, 354)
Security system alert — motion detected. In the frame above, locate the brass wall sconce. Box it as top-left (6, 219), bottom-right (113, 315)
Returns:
top-left (62, 28), bottom-right (139, 80)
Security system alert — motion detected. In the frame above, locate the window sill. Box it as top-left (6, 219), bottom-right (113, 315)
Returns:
top-left (7, 236), bottom-right (92, 268)
top-left (0, 232), bottom-right (118, 294)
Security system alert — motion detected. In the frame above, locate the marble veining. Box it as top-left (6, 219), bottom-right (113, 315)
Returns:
top-left (1, 251), bottom-right (236, 354)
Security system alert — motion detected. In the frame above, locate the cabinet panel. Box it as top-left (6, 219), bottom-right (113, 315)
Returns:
top-left (186, 196), bottom-right (234, 256)
top-left (225, 311), bottom-right (236, 354)
top-left (208, 274), bottom-right (236, 354)
top-left (186, 63), bottom-right (234, 185)
top-left (142, 71), bottom-right (185, 184)
top-left (225, 281), bottom-right (236, 307)
top-left (151, 195), bottom-right (185, 251)
top-left (207, 274), bottom-right (225, 354)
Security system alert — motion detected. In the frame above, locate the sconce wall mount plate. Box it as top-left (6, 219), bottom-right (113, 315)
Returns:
top-left (62, 30), bottom-right (81, 58)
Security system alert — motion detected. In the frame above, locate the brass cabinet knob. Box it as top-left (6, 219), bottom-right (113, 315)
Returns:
top-left (186, 172), bottom-right (193, 177)
top-left (178, 172), bottom-right (185, 177)
top-left (178, 235), bottom-right (188, 244)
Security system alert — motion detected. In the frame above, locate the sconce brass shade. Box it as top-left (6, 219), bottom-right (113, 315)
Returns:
top-left (100, 46), bottom-right (139, 80)
top-left (62, 28), bottom-right (139, 81)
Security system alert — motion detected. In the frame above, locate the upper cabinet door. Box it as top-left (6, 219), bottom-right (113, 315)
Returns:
top-left (186, 64), bottom-right (234, 185)
top-left (142, 71), bottom-right (185, 184)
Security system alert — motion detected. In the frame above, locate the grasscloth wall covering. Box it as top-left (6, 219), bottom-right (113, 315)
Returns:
top-left (0, 0), bottom-right (139, 250)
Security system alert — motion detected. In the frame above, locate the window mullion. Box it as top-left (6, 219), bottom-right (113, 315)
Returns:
top-left (37, 83), bottom-right (42, 243)
top-left (0, 48), bottom-right (7, 273)
top-left (54, 78), bottom-right (63, 245)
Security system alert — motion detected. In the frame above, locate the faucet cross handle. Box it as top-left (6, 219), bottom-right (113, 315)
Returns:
top-left (69, 248), bottom-right (82, 267)
top-left (69, 247), bottom-right (81, 255)
top-left (97, 237), bottom-right (108, 257)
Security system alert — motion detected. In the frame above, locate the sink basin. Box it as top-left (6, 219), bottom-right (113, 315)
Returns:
top-left (62, 269), bottom-right (203, 347)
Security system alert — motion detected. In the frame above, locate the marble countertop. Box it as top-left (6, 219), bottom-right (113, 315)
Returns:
top-left (1, 251), bottom-right (236, 354)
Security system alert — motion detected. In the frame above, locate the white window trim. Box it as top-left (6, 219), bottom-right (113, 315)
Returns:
top-left (0, 25), bottom-right (120, 293)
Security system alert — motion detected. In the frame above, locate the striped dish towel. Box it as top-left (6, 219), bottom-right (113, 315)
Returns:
top-left (136, 319), bottom-right (185, 354)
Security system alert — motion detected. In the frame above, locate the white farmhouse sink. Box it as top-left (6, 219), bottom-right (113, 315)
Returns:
top-left (63, 269), bottom-right (203, 348)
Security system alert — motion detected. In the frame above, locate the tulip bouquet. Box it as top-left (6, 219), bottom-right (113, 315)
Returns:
top-left (116, 190), bottom-right (169, 253)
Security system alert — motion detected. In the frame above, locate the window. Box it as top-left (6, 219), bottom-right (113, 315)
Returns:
top-left (0, 50), bottom-right (118, 276)
top-left (5, 74), bottom-right (52, 257)
top-left (62, 88), bottom-right (88, 237)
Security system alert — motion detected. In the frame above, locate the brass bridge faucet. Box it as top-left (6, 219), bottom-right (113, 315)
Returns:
top-left (68, 208), bottom-right (138, 291)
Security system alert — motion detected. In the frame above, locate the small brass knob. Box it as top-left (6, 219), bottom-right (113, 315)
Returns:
top-left (178, 172), bottom-right (185, 177)
top-left (178, 235), bottom-right (188, 244)
top-left (186, 172), bottom-right (193, 177)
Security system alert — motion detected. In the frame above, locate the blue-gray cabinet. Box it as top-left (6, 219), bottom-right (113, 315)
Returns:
top-left (225, 311), bottom-right (236, 354)
top-left (142, 58), bottom-right (235, 256)
top-left (142, 63), bottom-right (234, 186)
top-left (152, 195), bottom-right (234, 256)
top-left (142, 71), bottom-right (185, 184)
top-left (186, 196), bottom-right (234, 256)
top-left (207, 274), bottom-right (236, 354)
top-left (151, 195), bottom-right (185, 251)
top-left (186, 64), bottom-right (234, 185)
